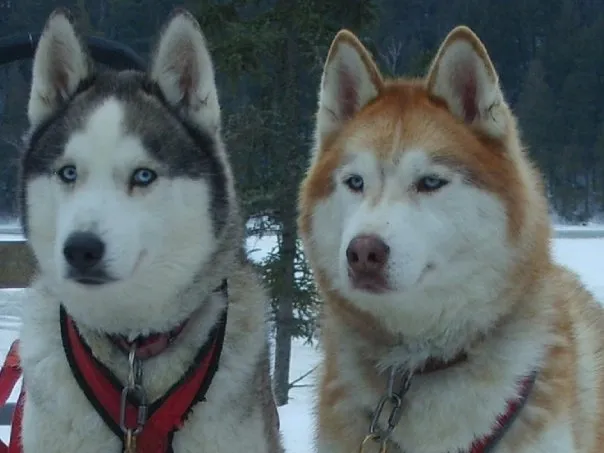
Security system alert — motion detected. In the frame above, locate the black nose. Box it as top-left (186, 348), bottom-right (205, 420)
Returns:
top-left (63, 232), bottom-right (105, 271)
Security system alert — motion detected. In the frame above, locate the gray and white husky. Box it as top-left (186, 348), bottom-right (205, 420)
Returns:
top-left (16, 7), bottom-right (283, 453)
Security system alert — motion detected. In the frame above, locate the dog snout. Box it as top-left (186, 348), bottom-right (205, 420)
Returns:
top-left (63, 232), bottom-right (106, 272)
top-left (346, 235), bottom-right (390, 292)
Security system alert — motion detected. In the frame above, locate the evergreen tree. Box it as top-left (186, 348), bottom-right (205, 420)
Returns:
top-left (515, 59), bottom-right (556, 197)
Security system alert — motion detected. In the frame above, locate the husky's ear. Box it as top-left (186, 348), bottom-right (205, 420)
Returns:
top-left (28, 8), bottom-right (91, 127)
top-left (315, 30), bottom-right (383, 149)
top-left (150, 10), bottom-right (220, 133)
top-left (426, 26), bottom-right (507, 138)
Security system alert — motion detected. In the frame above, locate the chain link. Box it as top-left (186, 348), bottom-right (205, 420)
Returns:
top-left (359, 368), bottom-right (413, 453)
top-left (119, 346), bottom-right (148, 453)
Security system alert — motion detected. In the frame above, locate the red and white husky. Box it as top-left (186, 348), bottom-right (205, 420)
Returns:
top-left (298, 25), bottom-right (604, 453)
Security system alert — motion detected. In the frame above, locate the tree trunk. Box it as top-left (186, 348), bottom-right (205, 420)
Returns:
top-left (273, 213), bottom-right (296, 406)
top-left (272, 13), bottom-right (299, 407)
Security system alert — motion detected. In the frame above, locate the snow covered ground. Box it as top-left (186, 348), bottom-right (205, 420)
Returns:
top-left (0, 231), bottom-right (603, 452)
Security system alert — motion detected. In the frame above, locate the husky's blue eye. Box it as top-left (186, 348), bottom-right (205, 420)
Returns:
top-left (416, 175), bottom-right (449, 193)
top-left (344, 175), bottom-right (364, 193)
top-left (131, 168), bottom-right (158, 187)
top-left (56, 165), bottom-right (78, 184)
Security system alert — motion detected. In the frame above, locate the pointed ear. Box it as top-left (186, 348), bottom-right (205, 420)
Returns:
top-left (315, 30), bottom-right (383, 148)
top-left (28, 8), bottom-right (92, 127)
top-left (150, 9), bottom-right (220, 133)
top-left (426, 26), bottom-right (507, 138)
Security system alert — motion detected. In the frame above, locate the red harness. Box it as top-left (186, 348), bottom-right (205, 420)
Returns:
top-left (467, 371), bottom-right (537, 453)
top-left (365, 363), bottom-right (537, 453)
top-left (0, 300), bottom-right (227, 453)
top-left (0, 340), bottom-right (25, 453)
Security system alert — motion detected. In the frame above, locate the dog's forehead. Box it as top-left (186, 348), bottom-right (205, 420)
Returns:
top-left (63, 97), bottom-right (147, 165)
top-left (23, 70), bottom-right (218, 178)
top-left (341, 95), bottom-right (496, 180)
top-left (343, 124), bottom-right (448, 179)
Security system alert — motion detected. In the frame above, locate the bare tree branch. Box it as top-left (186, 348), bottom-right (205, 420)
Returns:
top-left (379, 37), bottom-right (403, 74)
top-left (288, 365), bottom-right (318, 389)
top-left (0, 135), bottom-right (21, 151)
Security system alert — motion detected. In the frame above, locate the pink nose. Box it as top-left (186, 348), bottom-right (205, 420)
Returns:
top-left (346, 234), bottom-right (390, 276)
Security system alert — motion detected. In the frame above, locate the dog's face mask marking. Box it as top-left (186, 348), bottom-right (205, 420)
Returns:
top-left (22, 10), bottom-right (233, 335)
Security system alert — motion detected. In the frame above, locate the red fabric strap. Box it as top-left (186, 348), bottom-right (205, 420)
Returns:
top-left (0, 341), bottom-right (20, 407)
top-left (109, 321), bottom-right (189, 360)
top-left (65, 315), bottom-right (221, 453)
top-left (469, 372), bottom-right (537, 453)
top-left (0, 330), bottom-right (221, 453)
top-left (0, 340), bottom-right (24, 453)
top-left (8, 390), bottom-right (24, 453)
top-left (0, 286), bottom-right (227, 453)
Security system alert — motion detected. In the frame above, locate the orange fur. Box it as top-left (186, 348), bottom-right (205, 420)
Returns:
top-left (299, 25), bottom-right (604, 453)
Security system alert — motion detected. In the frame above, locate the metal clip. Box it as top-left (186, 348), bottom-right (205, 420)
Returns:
top-left (119, 344), bottom-right (148, 451)
top-left (359, 433), bottom-right (388, 453)
top-left (124, 429), bottom-right (137, 453)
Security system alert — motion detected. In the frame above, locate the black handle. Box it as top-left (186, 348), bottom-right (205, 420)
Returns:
top-left (0, 33), bottom-right (145, 70)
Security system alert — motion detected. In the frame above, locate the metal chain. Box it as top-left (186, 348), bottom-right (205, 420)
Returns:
top-left (359, 368), bottom-right (413, 453)
top-left (120, 346), bottom-right (148, 453)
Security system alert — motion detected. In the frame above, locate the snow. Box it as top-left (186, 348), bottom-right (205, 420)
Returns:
top-left (0, 228), bottom-right (603, 451)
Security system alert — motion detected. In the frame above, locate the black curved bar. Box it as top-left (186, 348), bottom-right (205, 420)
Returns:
top-left (0, 33), bottom-right (146, 70)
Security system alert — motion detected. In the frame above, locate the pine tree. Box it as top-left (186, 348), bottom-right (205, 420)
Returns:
top-left (515, 58), bottom-right (557, 200)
